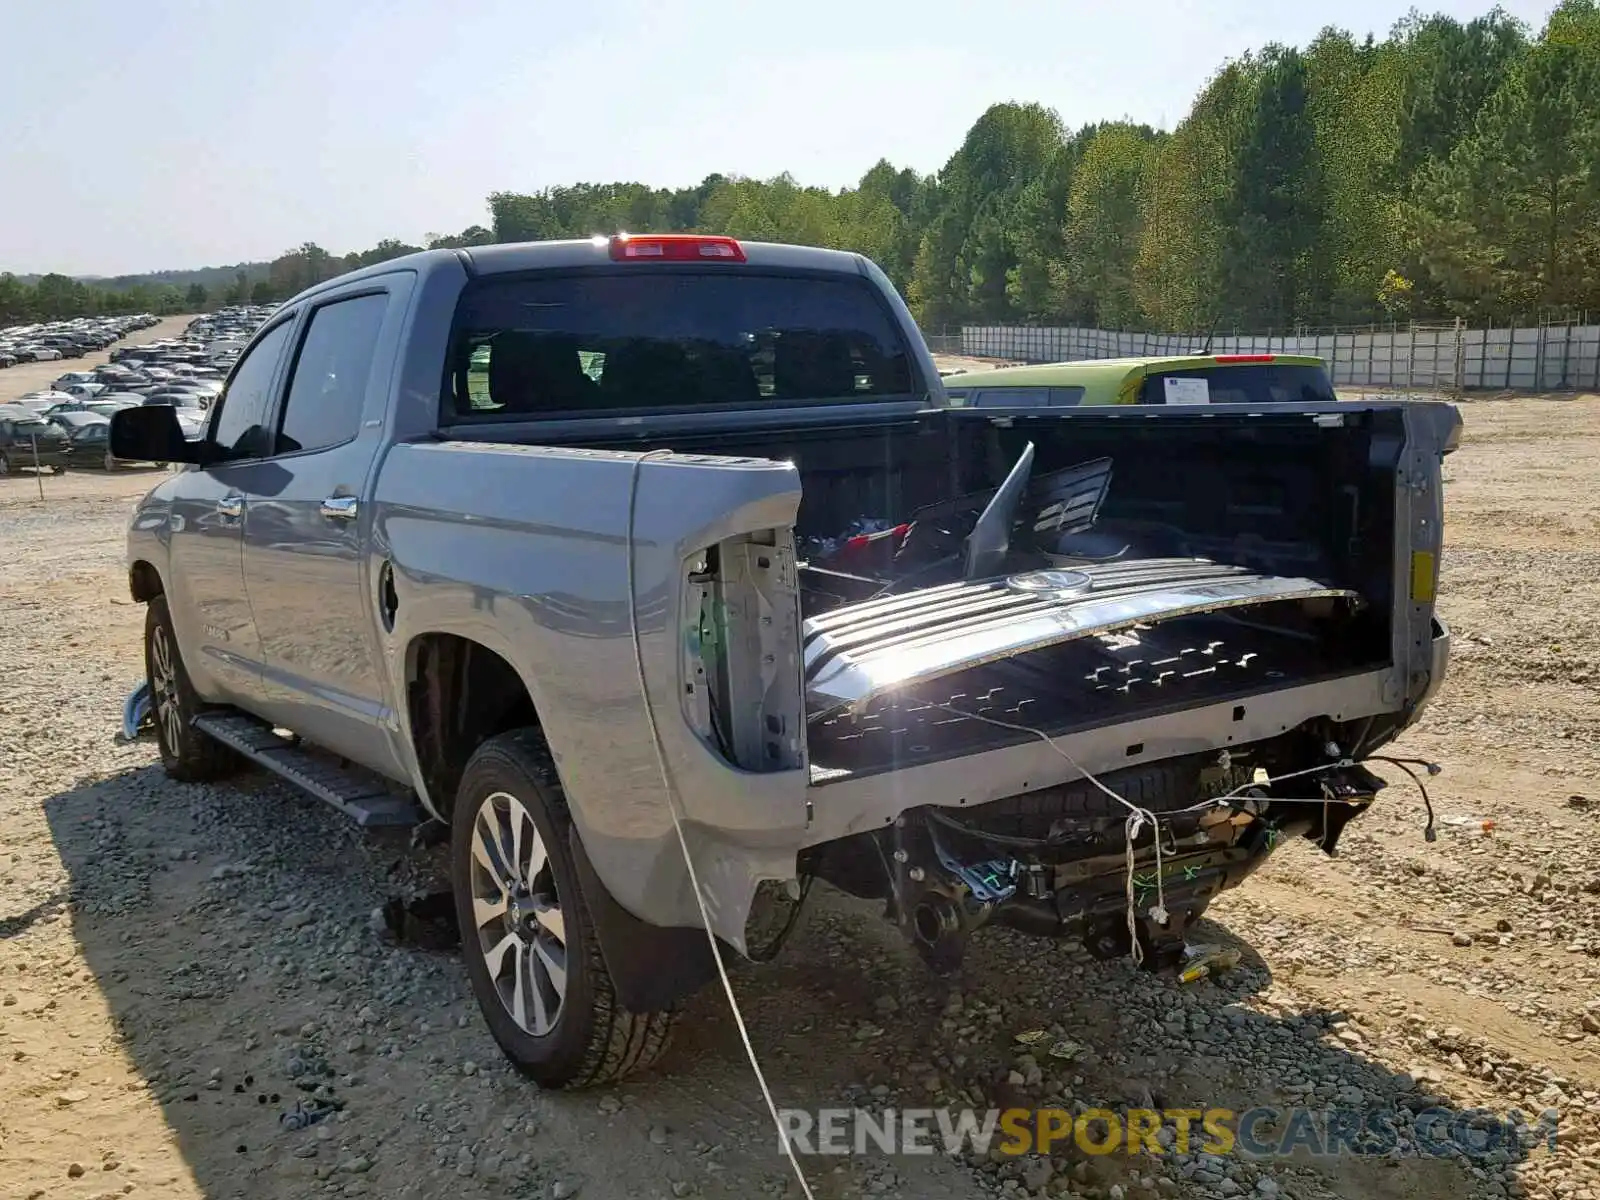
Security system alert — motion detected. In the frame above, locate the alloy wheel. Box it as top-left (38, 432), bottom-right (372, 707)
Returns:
top-left (468, 790), bottom-right (568, 1036)
top-left (148, 624), bottom-right (184, 754)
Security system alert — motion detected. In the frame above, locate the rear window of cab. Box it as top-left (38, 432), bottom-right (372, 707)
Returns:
top-left (1137, 364), bottom-right (1338, 405)
top-left (444, 269), bottom-right (915, 419)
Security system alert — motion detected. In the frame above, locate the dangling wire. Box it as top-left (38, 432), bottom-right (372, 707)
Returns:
top-left (930, 702), bottom-right (1168, 966)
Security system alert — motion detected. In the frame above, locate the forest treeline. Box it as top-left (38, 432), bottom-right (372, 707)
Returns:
top-left (5, 2), bottom-right (1597, 332)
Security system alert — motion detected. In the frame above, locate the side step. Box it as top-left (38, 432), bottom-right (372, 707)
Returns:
top-left (193, 711), bottom-right (423, 827)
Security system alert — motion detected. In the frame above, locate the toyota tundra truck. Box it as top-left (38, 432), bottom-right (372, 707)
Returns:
top-left (111, 235), bottom-right (1458, 1088)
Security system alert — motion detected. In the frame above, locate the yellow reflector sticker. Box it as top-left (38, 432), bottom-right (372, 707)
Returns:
top-left (1411, 551), bottom-right (1437, 602)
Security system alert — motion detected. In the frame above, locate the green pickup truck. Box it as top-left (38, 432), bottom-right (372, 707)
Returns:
top-left (944, 353), bottom-right (1338, 408)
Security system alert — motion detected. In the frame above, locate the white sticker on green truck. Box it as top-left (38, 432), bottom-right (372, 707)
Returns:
top-left (1163, 377), bottom-right (1210, 405)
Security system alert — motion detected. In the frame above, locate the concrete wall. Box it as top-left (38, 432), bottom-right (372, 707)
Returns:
top-left (956, 322), bottom-right (1600, 392)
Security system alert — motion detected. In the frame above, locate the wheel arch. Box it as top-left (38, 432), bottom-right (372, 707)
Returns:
top-left (405, 632), bottom-right (721, 1013)
top-left (402, 630), bottom-right (542, 823)
top-left (130, 559), bottom-right (164, 602)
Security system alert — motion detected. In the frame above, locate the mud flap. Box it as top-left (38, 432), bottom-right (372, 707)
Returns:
top-left (119, 681), bottom-right (154, 743)
top-left (568, 827), bottom-right (721, 1012)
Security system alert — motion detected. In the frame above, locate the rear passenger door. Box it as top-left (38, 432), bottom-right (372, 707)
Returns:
top-left (240, 276), bottom-right (413, 777)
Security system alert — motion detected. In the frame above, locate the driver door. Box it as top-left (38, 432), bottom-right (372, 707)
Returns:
top-left (163, 315), bottom-right (298, 710)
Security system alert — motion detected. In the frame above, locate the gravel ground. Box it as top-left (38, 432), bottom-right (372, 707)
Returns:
top-left (2, 394), bottom-right (1598, 1200)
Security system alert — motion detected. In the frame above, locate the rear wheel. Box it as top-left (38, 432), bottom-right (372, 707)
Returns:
top-left (144, 596), bottom-right (240, 782)
top-left (452, 729), bottom-right (676, 1088)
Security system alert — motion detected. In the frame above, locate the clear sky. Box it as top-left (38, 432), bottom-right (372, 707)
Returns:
top-left (0, 0), bottom-right (1561, 278)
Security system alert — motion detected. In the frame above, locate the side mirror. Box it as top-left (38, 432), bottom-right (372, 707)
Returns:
top-left (111, 405), bottom-right (207, 466)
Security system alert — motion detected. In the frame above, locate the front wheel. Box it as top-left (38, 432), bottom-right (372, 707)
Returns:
top-left (452, 729), bottom-right (676, 1088)
top-left (144, 596), bottom-right (241, 782)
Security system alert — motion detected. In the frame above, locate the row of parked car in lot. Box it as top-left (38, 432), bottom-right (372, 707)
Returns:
top-left (0, 313), bottom-right (163, 369)
top-left (0, 306), bottom-right (273, 475)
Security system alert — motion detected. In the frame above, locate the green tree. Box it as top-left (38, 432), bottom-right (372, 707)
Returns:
top-left (184, 282), bottom-right (209, 310)
top-left (1394, 7), bottom-right (1529, 178)
top-left (1005, 133), bottom-right (1090, 320)
top-left (1133, 62), bottom-right (1256, 330)
top-left (0, 273), bottom-right (32, 323)
top-left (1064, 124), bottom-right (1154, 327)
top-left (907, 103), bottom-right (1068, 323)
top-left (1305, 28), bottom-right (1407, 321)
top-left (1412, 0), bottom-right (1600, 314)
top-left (1221, 48), bottom-right (1328, 327)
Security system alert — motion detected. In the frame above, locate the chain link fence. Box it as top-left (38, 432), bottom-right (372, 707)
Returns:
top-left (925, 318), bottom-right (1600, 394)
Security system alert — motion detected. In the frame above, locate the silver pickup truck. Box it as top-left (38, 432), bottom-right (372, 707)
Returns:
top-left (111, 235), bottom-right (1458, 1089)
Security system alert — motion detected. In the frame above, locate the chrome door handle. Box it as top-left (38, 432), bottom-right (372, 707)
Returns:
top-left (320, 495), bottom-right (359, 521)
top-left (217, 495), bottom-right (243, 520)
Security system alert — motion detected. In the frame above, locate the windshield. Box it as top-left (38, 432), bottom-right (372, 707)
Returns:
top-left (445, 269), bottom-right (915, 419)
top-left (1136, 363), bottom-right (1338, 405)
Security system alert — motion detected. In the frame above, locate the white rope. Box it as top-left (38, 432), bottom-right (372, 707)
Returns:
top-left (625, 450), bottom-right (818, 1200)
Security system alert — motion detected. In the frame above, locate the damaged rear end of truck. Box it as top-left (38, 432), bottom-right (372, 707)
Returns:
top-left (412, 238), bottom-right (1460, 987)
top-left (668, 398), bottom-right (1458, 973)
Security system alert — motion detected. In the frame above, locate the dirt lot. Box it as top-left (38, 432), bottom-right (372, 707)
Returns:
top-left (1, 395), bottom-right (1598, 1200)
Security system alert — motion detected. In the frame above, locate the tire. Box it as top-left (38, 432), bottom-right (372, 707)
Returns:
top-left (0, 452), bottom-right (9, 477)
top-left (452, 729), bottom-right (676, 1088)
top-left (104, 452), bottom-right (117, 471)
top-left (144, 596), bottom-right (241, 782)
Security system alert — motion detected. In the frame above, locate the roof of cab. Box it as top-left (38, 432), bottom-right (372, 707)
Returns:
top-left (462, 238), bottom-right (871, 276)
top-left (280, 238), bottom-right (874, 309)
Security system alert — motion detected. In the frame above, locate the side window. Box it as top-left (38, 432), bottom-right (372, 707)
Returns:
top-left (278, 293), bottom-right (388, 454)
top-left (212, 321), bottom-right (294, 459)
